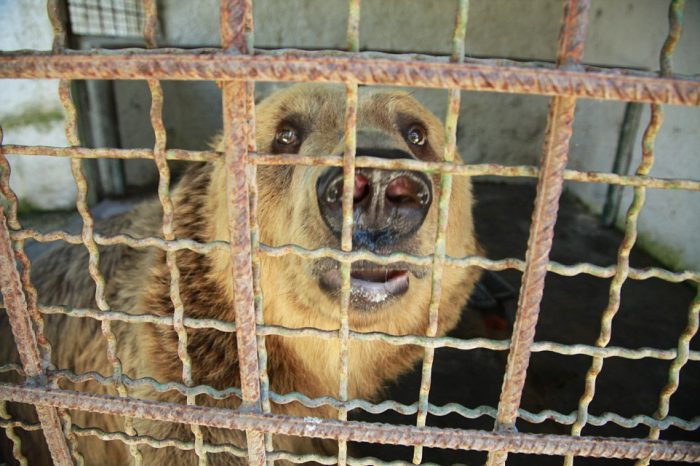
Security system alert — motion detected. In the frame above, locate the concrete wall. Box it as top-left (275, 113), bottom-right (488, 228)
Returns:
top-left (0, 0), bottom-right (77, 210)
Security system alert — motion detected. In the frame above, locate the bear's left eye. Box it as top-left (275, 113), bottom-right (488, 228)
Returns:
top-left (275, 126), bottom-right (299, 146)
top-left (406, 124), bottom-right (427, 146)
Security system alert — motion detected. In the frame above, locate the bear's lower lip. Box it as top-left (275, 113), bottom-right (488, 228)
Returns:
top-left (319, 268), bottom-right (409, 305)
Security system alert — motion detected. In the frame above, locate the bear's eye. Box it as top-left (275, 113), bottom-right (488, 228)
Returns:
top-left (275, 126), bottom-right (299, 147)
top-left (406, 124), bottom-right (427, 146)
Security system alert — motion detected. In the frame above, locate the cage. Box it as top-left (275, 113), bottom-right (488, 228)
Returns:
top-left (0, 0), bottom-right (699, 465)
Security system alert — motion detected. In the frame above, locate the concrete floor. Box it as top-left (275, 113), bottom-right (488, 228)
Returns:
top-left (351, 182), bottom-right (700, 465)
top-left (13, 181), bottom-right (700, 465)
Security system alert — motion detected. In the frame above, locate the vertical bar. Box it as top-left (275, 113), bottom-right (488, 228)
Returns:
top-left (48, 0), bottom-right (140, 463)
top-left (568, 3), bottom-right (684, 466)
top-left (142, 1), bottom-right (207, 463)
top-left (2, 122), bottom-right (84, 466)
top-left (337, 3), bottom-right (361, 463)
top-left (0, 400), bottom-right (29, 466)
top-left (487, 2), bottom-right (590, 465)
top-left (635, 2), bottom-right (687, 464)
top-left (221, 1), bottom-right (266, 465)
top-left (336, 83), bottom-right (358, 466)
top-left (247, 81), bottom-right (275, 463)
top-left (412, 1), bottom-right (468, 464)
top-left (0, 206), bottom-right (73, 466)
top-left (347, 0), bottom-right (361, 52)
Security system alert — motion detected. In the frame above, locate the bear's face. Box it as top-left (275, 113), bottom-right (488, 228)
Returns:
top-left (254, 84), bottom-right (475, 330)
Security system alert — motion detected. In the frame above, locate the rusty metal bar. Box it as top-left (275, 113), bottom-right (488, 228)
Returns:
top-left (50, 1), bottom-right (136, 459)
top-left (413, 1), bottom-right (468, 463)
top-left (5, 145), bottom-right (699, 191)
top-left (568, 3), bottom-right (686, 465)
top-left (1, 50), bottom-right (699, 106)
top-left (29, 303), bottom-right (700, 362)
top-left (220, 1), bottom-right (266, 464)
top-left (9, 227), bottom-right (700, 284)
top-left (336, 9), bottom-right (360, 460)
top-left (488, 2), bottom-right (591, 465)
top-left (3, 417), bottom-right (694, 466)
top-left (639, 289), bottom-right (700, 464)
top-left (2, 124), bottom-right (83, 465)
top-left (337, 82), bottom-right (358, 465)
top-left (143, 2), bottom-right (207, 462)
top-left (635, 2), bottom-right (689, 464)
top-left (60, 77), bottom-right (143, 466)
top-left (32, 366), bottom-right (700, 432)
top-left (1, 383), bottom-right (699, 462)
top-left (0, 206), bottom-right (73, 466)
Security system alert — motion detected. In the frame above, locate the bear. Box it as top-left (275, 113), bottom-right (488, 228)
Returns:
top-left (0, 83), bottom-right (480, 465)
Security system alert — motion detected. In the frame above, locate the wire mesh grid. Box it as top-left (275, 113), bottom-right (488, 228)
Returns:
top-left (67, 0), bottom-right (146, 37)
top-left (0, 0), bottom-right (699, 465)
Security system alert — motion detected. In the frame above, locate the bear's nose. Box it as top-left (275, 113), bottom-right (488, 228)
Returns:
top-left (316, 148), bottom-right (432, 248)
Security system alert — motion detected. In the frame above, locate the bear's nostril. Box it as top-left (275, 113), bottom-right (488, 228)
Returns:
top-left (386, 176), bottom-right (429, 206)
top-left (354, 174), bottom-right (370, 202)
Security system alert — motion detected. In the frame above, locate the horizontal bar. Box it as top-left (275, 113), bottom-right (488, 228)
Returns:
top-left (1, 384), bottom-right (698, 461)
top-left (10, 229), bottom-right (699, 283)
top-left (3, 145), bottom-right (218, 162)
top-left (30, 367), bottom-right (698, 432)
top-left (1, 50), bottom-right (699, 106)
top-left (33, 303), bottom-right (700, 362)
top-left (0, 419), bottom-right (442, 466)
top-left (4, 146), bottom-right (699, 191)
top-left (0, 418), bottom-right (695, 466)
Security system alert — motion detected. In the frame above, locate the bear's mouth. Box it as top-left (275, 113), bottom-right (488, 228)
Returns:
top-left (319, 266), bottom-right (410, 307)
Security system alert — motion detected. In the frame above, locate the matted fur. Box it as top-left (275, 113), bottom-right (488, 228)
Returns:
top-left (0, 84), bottom-right (480, 465)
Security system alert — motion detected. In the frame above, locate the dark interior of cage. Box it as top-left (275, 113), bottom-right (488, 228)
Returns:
top-left (4, 80), bottom-right (697, 466)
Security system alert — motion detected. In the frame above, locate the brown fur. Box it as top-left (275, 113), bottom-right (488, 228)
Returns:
top-left (0, 84), bottom-right (480, 465)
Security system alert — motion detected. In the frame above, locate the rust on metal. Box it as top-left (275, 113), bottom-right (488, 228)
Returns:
top-left (4, 145), bottom-right (699, 191)
top-left (2, 384), bottom-right (700, 462)
top-left (488, 1), bottom-right (591, 465)
top-left (1, 50), bottom-right (699, 106)
top-left (336, 81), bottom-right (358, 465)
top-left (413, 1), bottom-right (469, 463)
top-left (220, 1), bottom-right (266, 464)
top-left (0, 207), bottom-right (74, 466)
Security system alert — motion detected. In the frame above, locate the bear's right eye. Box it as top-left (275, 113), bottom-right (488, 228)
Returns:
top-left (273, 125), bottom-right (301, 153)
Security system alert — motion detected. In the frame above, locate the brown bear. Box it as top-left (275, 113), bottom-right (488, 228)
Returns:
top-left (0, 84), bottom-right (480, 465)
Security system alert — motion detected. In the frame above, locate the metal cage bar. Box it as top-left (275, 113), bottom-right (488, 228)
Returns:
top-left (10, 364), bottom-right (698, 432)
top-left (1, 50), bottom-right (699, 106)
top-left (220, 1), bottom-right (267, 464)
top-left (488, 2), bottom-right (591, 465)
top-left (5, 145), bottom-right (699, 192)
top-left (50, 0), bottom-right (143, 462)
top-left (0, 207), bottom-right (74, 466)
top-left (412, 1), bottom-right (469, 463)
top-left (336, 3), bottom-right (361, 462)
top-left (1, 383), bottom-right (699, 462)
top-left (568, 2), bottom-right (688, 465)
top-left (6, 226), bottom-right (700, 284)
top-left (143, 0), bottom-right (208, 463)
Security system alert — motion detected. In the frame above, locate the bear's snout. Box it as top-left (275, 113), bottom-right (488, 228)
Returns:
top-left (316, 158), bottom-right (432, 248)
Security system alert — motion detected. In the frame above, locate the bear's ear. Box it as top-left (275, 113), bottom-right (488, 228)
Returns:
top-left (209, 132), bottom-right (224, 151)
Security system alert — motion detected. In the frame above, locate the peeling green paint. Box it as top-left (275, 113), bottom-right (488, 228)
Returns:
top-left (1, 107), bottom-right (65, 131)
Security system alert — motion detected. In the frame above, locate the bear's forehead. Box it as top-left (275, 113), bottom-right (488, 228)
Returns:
top-left (274, 88), bottom-right (422, 128)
